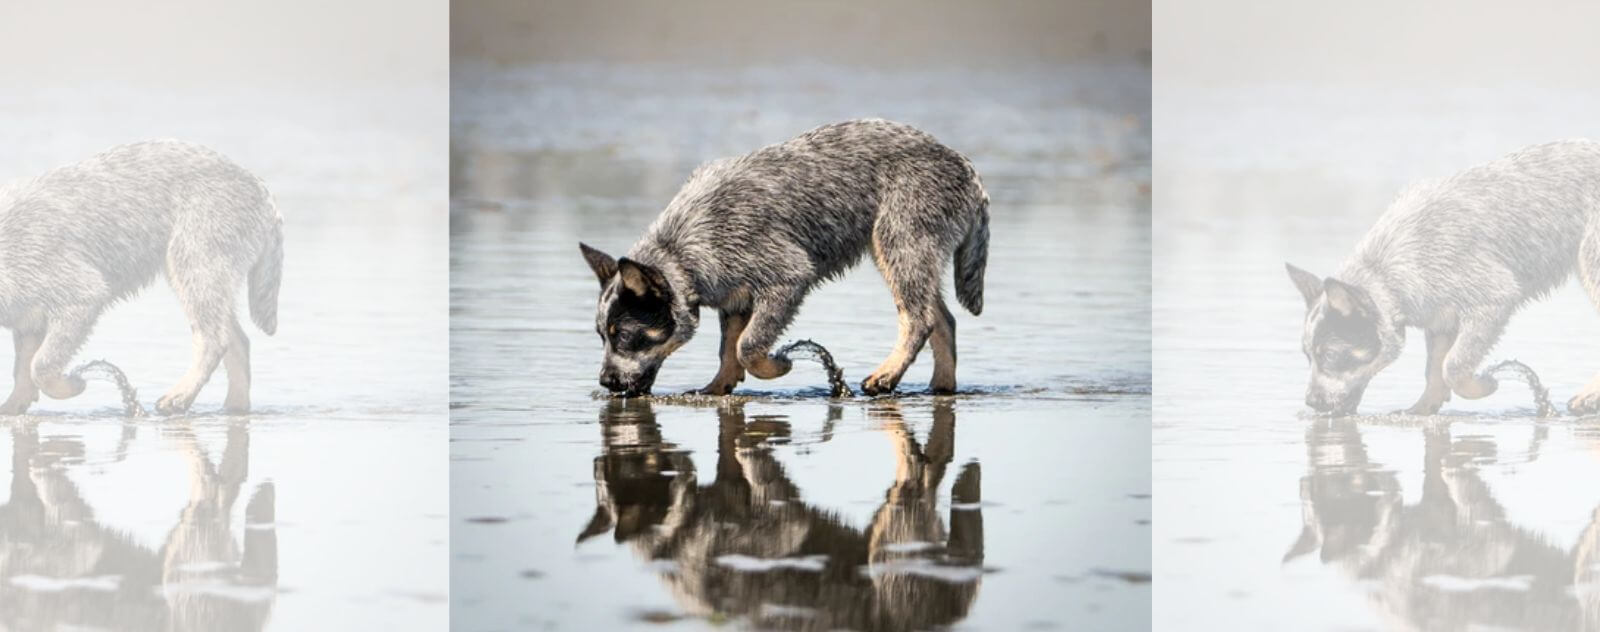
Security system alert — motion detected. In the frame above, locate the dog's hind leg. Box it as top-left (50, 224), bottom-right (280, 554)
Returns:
top-left (737, 289), bottom-right (802, 381)
top-left (222, 318), bottom-right (251, 413)
top-left (1, 328), bottom-right (44, 414)
top-left (928, 301), bottom-right (958, 394)
top-left (862, 211), bottom-right (948, 396)
top-left (1406, 329), bottom-right (1456, 414)
top-left (157, 262), bottom-right (242, 415)
top-left (863, 297), bottom-right (937, 396)
top-left (1569, 221), bottom-right (1600, 415)
top-left (698, 310), bottom-right (748, 395)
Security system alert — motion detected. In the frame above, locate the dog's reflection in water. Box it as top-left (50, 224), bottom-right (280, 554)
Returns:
top-left (580, 398), bottom-right (984, 630)
top-left (0, 420), bottom-right (276, 631)
top-left (1286, 419), bottom-right (1600, 630)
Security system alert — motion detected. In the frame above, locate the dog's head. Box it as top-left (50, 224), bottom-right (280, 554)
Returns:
top-left (1286, 263), bottom-right (1403, 415)
top-left (580, 243), bottom-right (693, 396)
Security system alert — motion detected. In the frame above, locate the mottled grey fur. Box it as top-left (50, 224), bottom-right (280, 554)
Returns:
top-left (0, 140), bottom-right (283, 415)
top-left (581, 119), bottom-right (989, 396)
top-left (1287, 139), bottom-right (1600, 415)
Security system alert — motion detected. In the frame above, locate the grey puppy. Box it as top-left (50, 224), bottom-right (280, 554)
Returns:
top-left (1287, 139), bottom-right (1600, 415)
top-left (0, 140), bottom-right (283, 415)
top-left (580, 119), bottom-right (989, 396)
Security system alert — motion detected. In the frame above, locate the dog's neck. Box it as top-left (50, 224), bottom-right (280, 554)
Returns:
top-left (1336, 262), bottom-right (1407, 327)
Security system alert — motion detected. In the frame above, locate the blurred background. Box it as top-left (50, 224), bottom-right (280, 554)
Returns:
top-left (1155, 1), bottom-right (1600, 629)
top-left (451, 1), bottom-right (1152, 630)
top-left (0, 1), bottom-right (447, 630)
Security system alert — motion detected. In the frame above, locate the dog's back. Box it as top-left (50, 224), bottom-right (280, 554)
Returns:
top-left (1347, 140), bottom-right (1600, 309)
top-left (635, 118), bottom-right (989, 312)
top-left (0, 140), bottom-right (282, 331)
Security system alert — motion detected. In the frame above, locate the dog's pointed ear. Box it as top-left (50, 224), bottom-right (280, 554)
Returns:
top-left (1323, 278), bottom-right (1374, 317)
top-left (1286, 263), bottom-right (1323, 308)
top-left (580, 242), bottom-right (618, 287)
top-left (617, 257), bottom-right (671, 299)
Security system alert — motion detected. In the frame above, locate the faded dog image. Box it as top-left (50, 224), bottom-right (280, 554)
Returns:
top-left (451, 1), bottom-right (1151, 630)
top-left (1154, 1), bottom-right (1600, 630)
top-left (0, 1), bottom-right (446, 630)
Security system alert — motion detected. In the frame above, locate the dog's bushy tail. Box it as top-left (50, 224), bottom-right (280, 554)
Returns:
top-left (249, 211), bottom-right (283, 335)
top-left (954, 197), bottom-right (989, 315)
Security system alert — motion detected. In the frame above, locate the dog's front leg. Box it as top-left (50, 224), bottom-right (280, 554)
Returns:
top-left (736, 291), bottom-right (800, 381)
top-left (32, 312), bottom-right (96, 401)
top-left (1, 329), bottom-right (43, 414)
top-left (1443, 319), bottom-right (1504, 401)
top-left (1406, 329), bottom-right (1456, 414)
top-left (697, 311), bottom-right (748, 395)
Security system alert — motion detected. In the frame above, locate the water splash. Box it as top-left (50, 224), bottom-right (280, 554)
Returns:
top-left (69, 359), bottom-right (146, 417)
top-left (1486, 359), bottom-right (1556, 418)
top-left (775, 339), bottom-right (853, 398)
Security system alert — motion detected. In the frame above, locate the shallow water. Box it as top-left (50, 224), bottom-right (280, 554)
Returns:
top-left (1154, 81), bottom-right (1600, 630)
top-left (451, 62), bottom-right (1151, 630)
top-left (0, 81), bottom-right (448, 629)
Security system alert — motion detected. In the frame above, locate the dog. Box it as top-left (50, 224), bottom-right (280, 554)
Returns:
top-left (1287, 139), bottom-right (1600, 415)
top-left (579, 119), bottom-right (989, 396)
top-left (0, 140), bottom-right (283, 415)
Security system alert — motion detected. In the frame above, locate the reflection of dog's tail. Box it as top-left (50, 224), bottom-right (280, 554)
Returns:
top-left (249, 211), bottom-right (283, 335)
top-left (954, 196), bottom-right (989, 316)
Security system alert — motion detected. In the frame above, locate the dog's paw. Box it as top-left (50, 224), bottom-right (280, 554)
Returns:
top-left (860, 371), bottom-right (901, 396)
top-left (695, 382), bottom-right (736, 396)
top-left (39, 375), bottom-right (86, 400)
top-left (0, 400), bottom-right (30, 416)
top-left (745, 355), bottom-right (792, 380)
top-left (1569, 390), bottom-right (1600, 416)
top-left (154, 392), bottom-right (194, 416)
top-left (1453, 373), bottom-right (1499, 400)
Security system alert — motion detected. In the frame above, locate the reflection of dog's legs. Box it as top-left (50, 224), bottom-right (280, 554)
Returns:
top-left (158, 266), bottom-right (238, 414)
top-left (1407, 329), bottom-right (1456, 414)
top-left (222, 319), bottom-right (251, 413)
top-left (1576, 506), bottom-right (1600, 629)
top-left (1569, 223), bottom-right (1600, 414)
top-left (32, 309), bottom-right (98, 401)
top-left (1444, 316), bottom-right (1506, 401)
top-left (699, 311), bottom-right (748, 394)
top-left (946, 461), bottom-right (983, 564)
top-left (738, 289), bottom-right (801, 380)
top-left (1, 328), bottom-right (43, 414)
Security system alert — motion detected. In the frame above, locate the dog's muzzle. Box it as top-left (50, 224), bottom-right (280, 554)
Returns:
top-left (1306, 387), bottom-right (1362, 415)
top-left (600, 368), bottom-right (655, 397)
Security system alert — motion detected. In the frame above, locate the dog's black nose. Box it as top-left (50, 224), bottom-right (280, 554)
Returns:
top-left (600, 370), bottom-right (625, 392)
